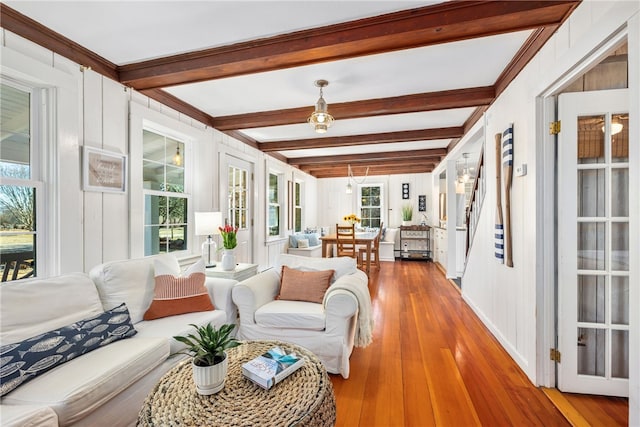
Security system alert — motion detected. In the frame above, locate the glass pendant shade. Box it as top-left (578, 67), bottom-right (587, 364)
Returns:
top-left (308, 80), bottom-right (334, 133)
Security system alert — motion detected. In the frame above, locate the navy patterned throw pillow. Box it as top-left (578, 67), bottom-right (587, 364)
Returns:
top-left (0, 303), bottom-right (137, 397)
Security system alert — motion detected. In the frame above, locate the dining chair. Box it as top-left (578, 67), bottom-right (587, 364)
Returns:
top-left (359, 222), bottom-right (383, 272)
top-left (335, 224), bottom-right (358, 261)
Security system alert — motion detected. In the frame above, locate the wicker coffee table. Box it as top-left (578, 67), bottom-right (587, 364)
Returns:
top-left (137, 341), bottom-right (336, 426)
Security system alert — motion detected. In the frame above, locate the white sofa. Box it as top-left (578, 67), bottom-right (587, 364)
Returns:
top-left (0, 254), bottom-right (237, 427)
top-left (232, 254), bottom-right (372, 379)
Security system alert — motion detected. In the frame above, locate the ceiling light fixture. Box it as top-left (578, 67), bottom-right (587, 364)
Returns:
top-left (308, 79), bottom-right (334, 134)
top-left (345, 164), bottom-right (369, 194)
top-left (602, 118), bottom-right (624, 135)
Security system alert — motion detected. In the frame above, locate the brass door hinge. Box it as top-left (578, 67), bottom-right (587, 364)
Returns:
top-left (550, 348), bottom-right (561, 363)
top-left (549, 121), bottom-right (561, 135)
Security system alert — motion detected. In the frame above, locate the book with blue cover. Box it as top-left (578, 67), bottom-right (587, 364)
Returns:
top-left (241, 346), bottom-right (305, 389)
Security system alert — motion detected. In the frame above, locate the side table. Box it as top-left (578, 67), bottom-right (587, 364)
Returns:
top-left (205, 263), bottom-right (258, 282)
top-left (137, 341), bottom-right (336, 426)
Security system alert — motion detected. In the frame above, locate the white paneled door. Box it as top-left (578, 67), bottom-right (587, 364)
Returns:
top-left (222, 155), bottom-right (253, 264)
top-left (558, 89), bottom-right (629, 396)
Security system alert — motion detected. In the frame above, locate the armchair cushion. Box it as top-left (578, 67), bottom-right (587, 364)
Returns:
top-left (277, 266), bottom-right (334, 304)
top-left (143, 260), bottom-right (213, 320)
top-left (255, 300), bottom-right (325, 331)
top-left (276, 253), bottom-right (356, 282)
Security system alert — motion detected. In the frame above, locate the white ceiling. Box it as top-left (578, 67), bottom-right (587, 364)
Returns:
top-left (4, 1), bottom-right (578, 177)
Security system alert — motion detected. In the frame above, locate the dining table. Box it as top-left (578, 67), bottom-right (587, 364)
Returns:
top-left (319, 230), bottom-right (378, 274)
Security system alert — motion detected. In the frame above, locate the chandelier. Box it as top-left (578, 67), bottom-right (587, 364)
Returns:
top-left (307, 79), bottom-right (334, 134)
top-left (345, 164), bottom-right (369, 194)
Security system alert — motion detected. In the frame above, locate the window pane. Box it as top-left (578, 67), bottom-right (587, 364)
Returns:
top-left (611, 276), bottom-right (629, 325)
top-left (166, 138), bottom-right (183, 166)
top-left (167, 197), bottom-right (187, 225)
top-left (166, 165), bottom-right (184, 192)
top-left (0, 234), bottom-right (35, 281)
top-left (142, 130), bottom-right (165, 162)
top-left (577, 222), bottom-right (605, 270)
top-left (143, 160), bottom-right (163, 190)
top-left (577, 327), bottom-right (605, 377)
top-left (269, 205), bottom-right (279, 236)
top-left (578, 115), bottom-right (605, 164)
top-left (611, 330), bottom-right (629, 379)
top-left (611, 222), bottom-right (629, 271)
top-left (611, 113), bottom-right (628, 163)
top-left (295, 207), bottom-right (302, 232)
top-left (577, 169), bottom-right (604, 217)
top-left (577, 275), bottom-right (605, 323)
top-left (144, 194), bottom-right (162, 226)
top-left (295, 182), bottom-right (301, 205)
top-left (166, 225), bottom-right (187, 252)
top-left (144, 225), bottom-right (160, 256)
top-left (0, 84), bottom-right (31, 178)
top-left (269, 174), bottom-right (278, 203)
top-left (611, 168), bottom-right (629, 217)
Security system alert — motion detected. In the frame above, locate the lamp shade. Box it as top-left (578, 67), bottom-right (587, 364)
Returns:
top-left (195, 212), bottom-right (222, 236)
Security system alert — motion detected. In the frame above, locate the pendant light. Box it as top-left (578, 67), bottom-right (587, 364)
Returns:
top-left (308, 80), bottom-right (334, 134)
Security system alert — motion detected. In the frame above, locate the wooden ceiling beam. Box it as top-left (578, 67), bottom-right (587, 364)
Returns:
top-left (259, 127), bottom-right (463, 152)
top-left (118, 1), bottom-right (580, 90)
top-left (213, 87), bottom-right (494, 131)
top-left (300, 158), bottom-right (437, 173)
top-left (310, 164), bottom-right (434, 178)
top-left (288, 148), bottom-right (447, 166)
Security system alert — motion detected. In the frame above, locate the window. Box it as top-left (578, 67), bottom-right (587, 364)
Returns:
top-left (294, 181), bottom-right (302, 232)
top-left (0, 82), bottom-right (42, 281)
top-left (142, 129), bottom-right (189, 255)
top-left (228, 165), bottom-right (248, 229)
top-left (359, 184), bottom-right (382, 228)
top-left (267, 172), bottom-right (282, 237)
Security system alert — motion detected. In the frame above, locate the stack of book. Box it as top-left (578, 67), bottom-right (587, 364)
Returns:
top-left (241, 346), bottom-right (305, 390)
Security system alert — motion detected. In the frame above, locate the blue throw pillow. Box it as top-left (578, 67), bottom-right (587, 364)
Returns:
top-left (0, 303), bottom-right (136, 397)
top-left (289, 233), bottom-right (320, 248)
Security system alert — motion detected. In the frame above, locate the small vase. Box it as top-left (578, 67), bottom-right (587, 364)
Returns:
top-left (221, 249), bottom-right (236, 271)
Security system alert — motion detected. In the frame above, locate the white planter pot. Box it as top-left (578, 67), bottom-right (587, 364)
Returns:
top-left (192, 354), bottom-right (228, 395)
top-left (402, 220), bottom-right (412, 226)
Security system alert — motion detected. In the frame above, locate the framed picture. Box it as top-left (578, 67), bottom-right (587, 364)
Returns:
top-left (83, 146), bottom-right (127, 193)
top-left (418, 195), bottom-right (426, 212)
top-left (402, 183), bottom-right (410, 199)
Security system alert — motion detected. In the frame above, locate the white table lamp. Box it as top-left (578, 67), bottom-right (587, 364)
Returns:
top-left (195, 212), bottom-right (222, 268)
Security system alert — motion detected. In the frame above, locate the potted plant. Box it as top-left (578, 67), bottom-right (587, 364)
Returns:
top-left (401, 203), bottom-right (413, 226)
top-left (218, 224), bottom-right (239, 271)
top-left (173, 323), bottom-right (240, 395)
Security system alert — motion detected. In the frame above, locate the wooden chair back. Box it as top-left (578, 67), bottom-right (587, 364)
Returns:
top-left (335, 224), bottom-right (357, 258)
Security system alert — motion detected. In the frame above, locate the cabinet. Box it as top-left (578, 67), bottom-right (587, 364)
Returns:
top-left (398, 225), bottom-right (431, 261)
top-left (432, 227), bottom-right (447, 266)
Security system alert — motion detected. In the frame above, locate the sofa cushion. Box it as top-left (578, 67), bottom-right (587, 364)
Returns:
top-left (289, 233), bottom-right (320, 248)
top-left (0, 303), bottom-right (137, 397)
top-left (135, 309), bottom-right (226, 354)
top-left (0, 273), bottom-right (104, 345)
top-left (255, 300), bottom-right (325, 331)
top-left (0, 404), bottom-right (58, 427)
top-left (143, 259), bottom-right (213, 320)
top-left (0, 337), bottom-right (168, 426)
top-left (277, 266), bottom-right (334, 304)
top-left (89, 253), bottom-right (180, 324)
top-left (383, 228), bottom-right (398, 243)
top-left (276, 253), bottom-right (356, 282)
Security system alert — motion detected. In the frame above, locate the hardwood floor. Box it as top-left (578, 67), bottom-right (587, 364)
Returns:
top-left (329, 261), bottom-right (628, 426)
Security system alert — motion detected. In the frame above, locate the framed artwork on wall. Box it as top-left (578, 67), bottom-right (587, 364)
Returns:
top-left (418, 195), bottom-right (426, 212)
top-left (402, 183), bottom-right (409, 199)
top-left (83, 146), bottom-right (127, 193)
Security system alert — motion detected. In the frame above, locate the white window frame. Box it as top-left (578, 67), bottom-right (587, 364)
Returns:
top-left (0, 78), bottom-right (48, 279)
top-left (357, 183), bottom-right (384, 228)
top-left (293, 178), bottom-right (304, 233)
top-left (266, 165), bottom-right (285, 241)
top-left (129, 103), bottom-right (198, 259)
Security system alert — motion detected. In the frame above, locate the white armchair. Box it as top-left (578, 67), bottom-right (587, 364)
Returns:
top-left (232, 254), bottom-right (371, 378)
